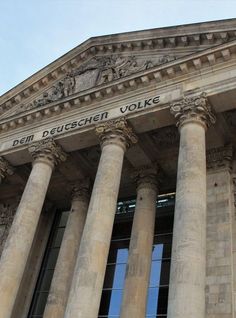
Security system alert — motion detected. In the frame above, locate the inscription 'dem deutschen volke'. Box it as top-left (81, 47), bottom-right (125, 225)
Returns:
top-left (12, 95), bottom-right (160, 147)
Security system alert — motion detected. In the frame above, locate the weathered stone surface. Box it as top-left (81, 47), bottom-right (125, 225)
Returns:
top-left (168, 93), bottom-right (214, 318)
top-left (43, 180), bottom-right (90, 318)
top-left (0, 139), bottom-right (66, 318)
top-left (120, 166), bottom-right (159, 318)
top-left (0, 200), bottom-right (19, 257)
top-left (206, 168), bottom-right (235, 318)
top-left (64, 121), bottom-right (136, 318)
top-left (0, 19), bottom-right (236, 318)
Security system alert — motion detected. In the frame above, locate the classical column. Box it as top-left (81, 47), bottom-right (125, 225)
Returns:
top-left (167, 93), bottom-right (216, 318)
top-left (0, 138), bottom-right (66, 318)
top-left (120, 166), bottom-right (159, 318)
top-left (0, 157), bottom-right (14, 182)
top-left (65, 118), bottom-right (137, 318)
top-left (43, 180), bottom-right (90, 318)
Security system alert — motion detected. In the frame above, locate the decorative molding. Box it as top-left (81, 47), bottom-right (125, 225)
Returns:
top-left (0, 157), bottom-right (14, 180)
top-left (206, 145), bottom-right (233, 170)
top-left (71, 178), bottom-right (90, 201)
top-left (28, 137), bottom-right (67, 166)
top-left (0, 40), bottom-right (236, 132)
top-left (170, 92), bottom-right (216, 128)
top-left (0, 29), bottom-right (235, 116)
top-left (95, 117), bottom-right (138, 149)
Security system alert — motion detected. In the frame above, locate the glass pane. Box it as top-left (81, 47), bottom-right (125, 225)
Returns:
top-left (59, 211), bottom-right (69, 227)
top-left (162, 243), bottom-right (172, 259)
top-left (45, 248), bottom-right (59, 269)
top-left (31, 292), bottom-right (48, 315)
top-left (160, 260), bottom-right (171, 286)
top-left (152, 244), bottom-right (164, 260)
top-left (157, 287), bottom-right (169, 315)
top-left (149, 261), bottom-right (162, 287)
top-left (99, 290), bottom-right (123, 315)
top-left (39, 269), bottom-right (54, 292)
top-left (51, 228), bottom-right (65, 248)
top-left (108, 243), bottom-right (129, 263)
top-left (108, 290), bottom-right (123, 315)
top-left (104, 264), bottom-right (126, 289)
top-left (146, 287), bottom-right (159, 315)
top-left (116, 248), bottom-right (128, 263)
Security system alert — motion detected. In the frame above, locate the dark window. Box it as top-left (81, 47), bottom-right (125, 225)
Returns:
top-left (28, 211), bottom-right (69, 318)
top-left (28, 194), bottom-right (174, 318)
top-left (98, 194), bottom-right (174, 318)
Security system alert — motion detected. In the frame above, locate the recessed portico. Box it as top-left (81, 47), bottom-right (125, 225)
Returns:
top-left (0, 18), bottom-right (236, 318)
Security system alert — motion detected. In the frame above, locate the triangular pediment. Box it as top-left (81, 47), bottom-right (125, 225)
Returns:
top-left (1, 18), bottom-right (236, 121)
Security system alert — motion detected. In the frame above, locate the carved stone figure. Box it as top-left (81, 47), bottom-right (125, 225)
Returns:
top-left (63, 73), bottom-right (76, 97)
top-left (12, 54), bottom-right (176, 115)
top-left (34, 92), bottom-right (53, 107)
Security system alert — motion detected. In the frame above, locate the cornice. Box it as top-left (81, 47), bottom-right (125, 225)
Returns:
top-left (1, 25), bottom-right (236, 113)
top-left (0, 40), bottom-right (236, 133)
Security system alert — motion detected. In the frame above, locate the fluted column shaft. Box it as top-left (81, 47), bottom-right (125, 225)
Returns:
top-left (167, 93), bottom-right (216, 318)
top-left (120, 167), bottom-right (158, 318)
top-left (43, 181), bottom-right (90, 318)
top-left (0, 138), bottom-right (66, 318)
top-left (65, 118), bottom-right (137, 318)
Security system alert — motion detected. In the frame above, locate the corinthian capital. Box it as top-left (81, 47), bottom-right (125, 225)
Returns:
top-left (133, 165), bottom-right (160, 191)
top-left (0, 157), bottom-right (14, 180)
top-left (71, 178), bottom-right (90, 201)
top-left (170, 92), bottom-right (216, 129)
top-left (28, 138), bottom-right (67, 167)
top-left (95, 117), bottom-right (138, 150)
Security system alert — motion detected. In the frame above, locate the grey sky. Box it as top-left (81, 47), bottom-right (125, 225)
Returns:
top-left (0, 0), bottom-right (235, 95)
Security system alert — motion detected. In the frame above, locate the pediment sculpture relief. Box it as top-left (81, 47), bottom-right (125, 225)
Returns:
top-left (11, 54), bottom-right (176, 116)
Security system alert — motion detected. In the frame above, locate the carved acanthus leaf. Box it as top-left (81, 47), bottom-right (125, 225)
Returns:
top-left (95, 117), bottom-right (138, 149)
top-left (132, 164), bottom-right (161, 190)
top-left (170, 92), bottom-right (216, 128)
top-left (71, 178), bottom-right (90, 201)
top-left (28, 137), bottom-right (67, 166)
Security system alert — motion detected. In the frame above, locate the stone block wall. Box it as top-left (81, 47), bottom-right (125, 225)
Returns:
top-left (206, 167), bottom-right (235, 318)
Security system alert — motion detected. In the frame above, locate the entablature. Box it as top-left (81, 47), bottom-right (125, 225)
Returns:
top-left (1, 19), bottom-right (236, 118)
top-left (0, 39), bottom-right (236, 134)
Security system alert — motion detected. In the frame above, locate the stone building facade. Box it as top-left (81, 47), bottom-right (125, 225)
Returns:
top-left (0, 18), bottom-right (236, 318)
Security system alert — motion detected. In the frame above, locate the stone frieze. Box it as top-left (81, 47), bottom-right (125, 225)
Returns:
top-left (11, 55), bottom-right (176, 116)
